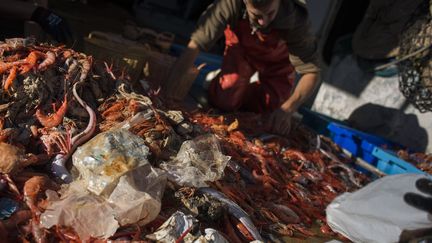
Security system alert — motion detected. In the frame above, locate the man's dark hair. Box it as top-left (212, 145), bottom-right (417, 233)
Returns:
top-left (245, 0), bottom-right (273, 8)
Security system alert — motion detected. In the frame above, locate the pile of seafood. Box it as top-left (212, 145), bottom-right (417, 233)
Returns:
top-left (397, 150), bottom-right (432, 174)
top-left (96, 88), bottom-right (371, 241)
top-left (0, 37), bottom-right (428, 242)
top-left (0, 37), bottom-right (123, 241)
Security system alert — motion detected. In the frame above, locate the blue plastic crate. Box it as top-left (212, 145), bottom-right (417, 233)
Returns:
top-left (372, 147), bottom-right (427, 175)
top-left (328, 122), bottom-right (399, 149)
top-left (327, 122), bottom-right (400, 166)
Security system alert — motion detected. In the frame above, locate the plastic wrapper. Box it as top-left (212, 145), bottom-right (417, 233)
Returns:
top-left (118, 110), bottom-right (154, 130)
top-left (160, 134), bottom-right (230, 187)
top-left (72, 129), bottom-right (151, 196)
top-left (194, 228), bottom-right (229, 243)
top-left (146, 211), bottom-right (197, 243)
top-left (108, 164), bottom-right (166, 226)
top-left (41, 129), bottom-right (167, 240)
top-left (40, 182), bottom-right (119, 240)
top-left (146, 211), bottom-right (230, 243)
top-left (326, 174), bottom-right (432, 243)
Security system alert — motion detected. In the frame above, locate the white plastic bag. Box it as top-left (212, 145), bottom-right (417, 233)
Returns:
top-left (41, 129), bottom-right (167, 240)
top-left (40, 181), bottom-right (119, 240)
top-left (108, 164), bottom-right (166, 226)
top-left (326, 174), bottom-right (432, 243)
top-left (160, 134), bottom-right (230, 187)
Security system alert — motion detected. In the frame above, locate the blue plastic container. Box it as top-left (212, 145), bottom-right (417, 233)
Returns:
top-left (328, 123), bottom-right (399, 149)
top-left (328, 123), bottom-right (397, 158)
top-left (327, 122), bottom-right (401, 170)
top-left (372, 147), bottom-right (427, 175)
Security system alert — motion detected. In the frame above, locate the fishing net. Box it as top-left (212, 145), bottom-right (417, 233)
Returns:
top-left (398, 0), bottom-right (432, 112)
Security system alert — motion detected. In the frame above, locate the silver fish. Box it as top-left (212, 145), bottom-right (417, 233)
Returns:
top-left (199, 187), bottom-right (263, 241)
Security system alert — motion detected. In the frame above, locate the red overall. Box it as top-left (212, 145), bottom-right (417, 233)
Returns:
top-left (208, 19), bottom-right (295, 113)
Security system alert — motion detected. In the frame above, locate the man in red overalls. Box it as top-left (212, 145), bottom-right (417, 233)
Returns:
top-left (166, 0), bottom-right (320, 136)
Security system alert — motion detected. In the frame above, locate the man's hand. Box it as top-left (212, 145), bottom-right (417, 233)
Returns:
top-left (266, 72), bottom-right (319, 136)
top-left (404, 178), bottom-right (432, 213)
top-left (265, 108), bottom-right (293, 136)
top-left (31, 7), bottom-right (72, 43)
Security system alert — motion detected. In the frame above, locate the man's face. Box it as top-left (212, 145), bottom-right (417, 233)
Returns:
top-left (245, 0), bottom-right (281, 29)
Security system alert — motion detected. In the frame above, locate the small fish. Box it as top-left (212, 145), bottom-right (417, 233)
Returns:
top-left (199, 187), bottom-right (263, 241)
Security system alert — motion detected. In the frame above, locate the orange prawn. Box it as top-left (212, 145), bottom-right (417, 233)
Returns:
top-left (24, 175), bottom-right (59, 214)
top-left (79, 56), bottom-right (92, 82)
top-left (0, 60), bottom-right (26, 75)
top-left (20, 51), bottom-right (45, 74)
top-left (3, 52), bottom-right (26, 62)
top-left (4, 66), bottom-right (17, 91)
top-left (101, 99), bottom-right (127, 117)
top-left (35, 95), bottom-right (68, 128)
top-left (38, 51), bottom-right (55, 71)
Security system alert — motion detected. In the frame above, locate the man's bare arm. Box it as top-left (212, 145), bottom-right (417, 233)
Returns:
top-left (281, 72), bottom-right (320, 113)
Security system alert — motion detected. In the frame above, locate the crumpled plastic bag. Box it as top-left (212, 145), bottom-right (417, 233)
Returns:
top-left (108, 164), bottom-right (166, 226)
top-left (146, 211), bottom-right (197, 243)
top-left (41, 129), bottom-right (167, 240)
top-left (72, 129), bottom-right (151, 196)
top-left (194, 228), bottom-right (229, 243)
top-left (146, 211), bottom-right (229, 243)
top-left (160, 134), bottom-right (230, 187)
top-left (326, 174), bottom-right (432, 243)
top-left (40, 181), bottom-right (119, 240)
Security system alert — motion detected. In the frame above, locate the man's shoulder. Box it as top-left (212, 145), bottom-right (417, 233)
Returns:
top-left (272, 0), bottom-right (308, 29)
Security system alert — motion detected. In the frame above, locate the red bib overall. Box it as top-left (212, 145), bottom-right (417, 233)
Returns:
top-left (208, 19), bottom-right (295, 113)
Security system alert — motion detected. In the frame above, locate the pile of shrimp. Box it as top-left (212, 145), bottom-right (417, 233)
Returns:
top-left (96, 91), bottom-right (370, 242)
top-left (0, 38), bottom-right (122, 242)
top-left (0, 37), bottom-right (430, 243)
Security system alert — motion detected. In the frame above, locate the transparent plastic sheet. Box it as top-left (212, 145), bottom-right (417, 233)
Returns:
top-left (108, 164), bottom-right (167, 226)
top-left (117, 110), bottom-right (154, 131)
top-left (72, 129), bottom-right (151, 196)
top-left (40, 182), bottom-right (119, 240)
top-left (326, 174), bottom-right (432, 243)
top-left (41, 130), bottom-right (167, 240)
top-left (160, 134), bottom-right (230, 187)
